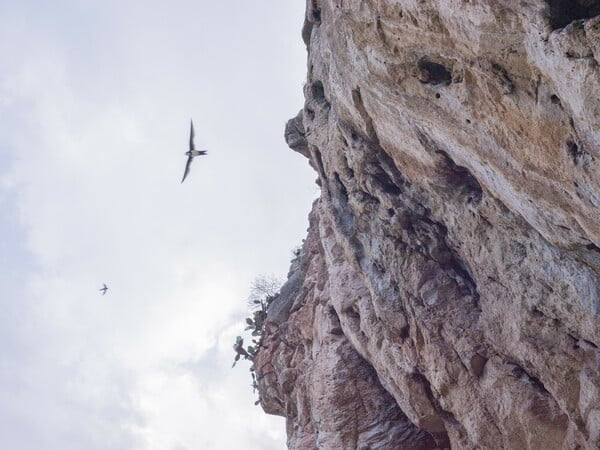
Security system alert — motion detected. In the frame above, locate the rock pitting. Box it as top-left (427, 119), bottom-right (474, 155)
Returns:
top-left (256, 1), bottom-right (600, 448)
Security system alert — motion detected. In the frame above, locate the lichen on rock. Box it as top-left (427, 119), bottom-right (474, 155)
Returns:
top-left (255, 1), bottom-right (600, 449)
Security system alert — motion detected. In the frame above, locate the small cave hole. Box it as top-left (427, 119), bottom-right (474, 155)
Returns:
top-left (399, 325), bottom-right (410, 339)
top-left (313, 8), bottom-right (321, 23)
top-left (586, 243), bottom-right (600, 253)
top-left (373, 170), bottom-right (402, 196)
top-left (310, 81), bottom-right (331, 110)
top-left (310, 0), bottom-right (322, 24)
top-left (550, 94), bottom-right (561, 105)
top-left (546, 0), bottom-right (600, 30)
top-left (466, 119), bottom-right (471, 124)
top-left (311, 81), bottom-right (325, 101)
top-left (417, 59), bottom-right (452, 85)
top-left (435, 93), bottom-right (441, 99)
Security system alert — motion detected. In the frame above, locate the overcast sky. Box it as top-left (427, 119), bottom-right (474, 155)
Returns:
top-left (0, 1), bottom-right (316, 448)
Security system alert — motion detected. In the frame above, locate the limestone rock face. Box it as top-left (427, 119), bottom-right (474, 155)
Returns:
top-left (256, 1), bottom-right (600, 448)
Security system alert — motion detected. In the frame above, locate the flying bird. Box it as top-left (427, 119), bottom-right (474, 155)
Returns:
top-left (99, 283), bottom-right (108, 295)
top-left (181, 119), bottom-right (208, 183)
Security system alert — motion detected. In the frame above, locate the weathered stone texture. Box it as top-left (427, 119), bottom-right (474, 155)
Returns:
top-left (256, 1), bottom-right (600, 449)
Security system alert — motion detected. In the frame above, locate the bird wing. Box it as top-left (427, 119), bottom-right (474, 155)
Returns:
top-left (189, 120), bottom-right (195, 151)
top-left (181, 155), bottom-right (193, 183)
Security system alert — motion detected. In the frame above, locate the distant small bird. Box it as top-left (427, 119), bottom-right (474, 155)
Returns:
top-left (181, 119), bottom-right (208, 183)
top-left (99, 283), bottom-right (108, 295)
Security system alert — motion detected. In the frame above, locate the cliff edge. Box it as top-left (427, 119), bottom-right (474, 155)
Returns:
top-left (256, 1), bottom-right (600, 448)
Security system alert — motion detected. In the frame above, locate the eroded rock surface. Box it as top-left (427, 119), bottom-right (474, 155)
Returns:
top-left (256, 1), bottom-right (600, 448)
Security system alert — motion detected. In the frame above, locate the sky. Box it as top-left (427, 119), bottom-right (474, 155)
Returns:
top-left (0, 1), bottom-right (317, 449)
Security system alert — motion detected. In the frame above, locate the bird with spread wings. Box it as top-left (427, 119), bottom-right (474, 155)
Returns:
top-left (181, 119), bottom-right (208, 183)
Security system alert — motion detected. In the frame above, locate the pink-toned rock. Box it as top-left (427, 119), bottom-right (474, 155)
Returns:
top-left (256, 1), bottom-right (600, 449)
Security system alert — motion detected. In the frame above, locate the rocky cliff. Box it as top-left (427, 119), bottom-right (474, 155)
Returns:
top-left (256, 1), bottom-right (600, 448)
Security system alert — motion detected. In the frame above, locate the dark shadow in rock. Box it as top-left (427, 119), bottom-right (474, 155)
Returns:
top-left (546, 0), bottom-right (600, 30)
top-left (436, 150), bottom-right (483, 200)
top-left (415, 129), bottom-right (483, 202)
top-left (566, 138), bottom-right (593, 166)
